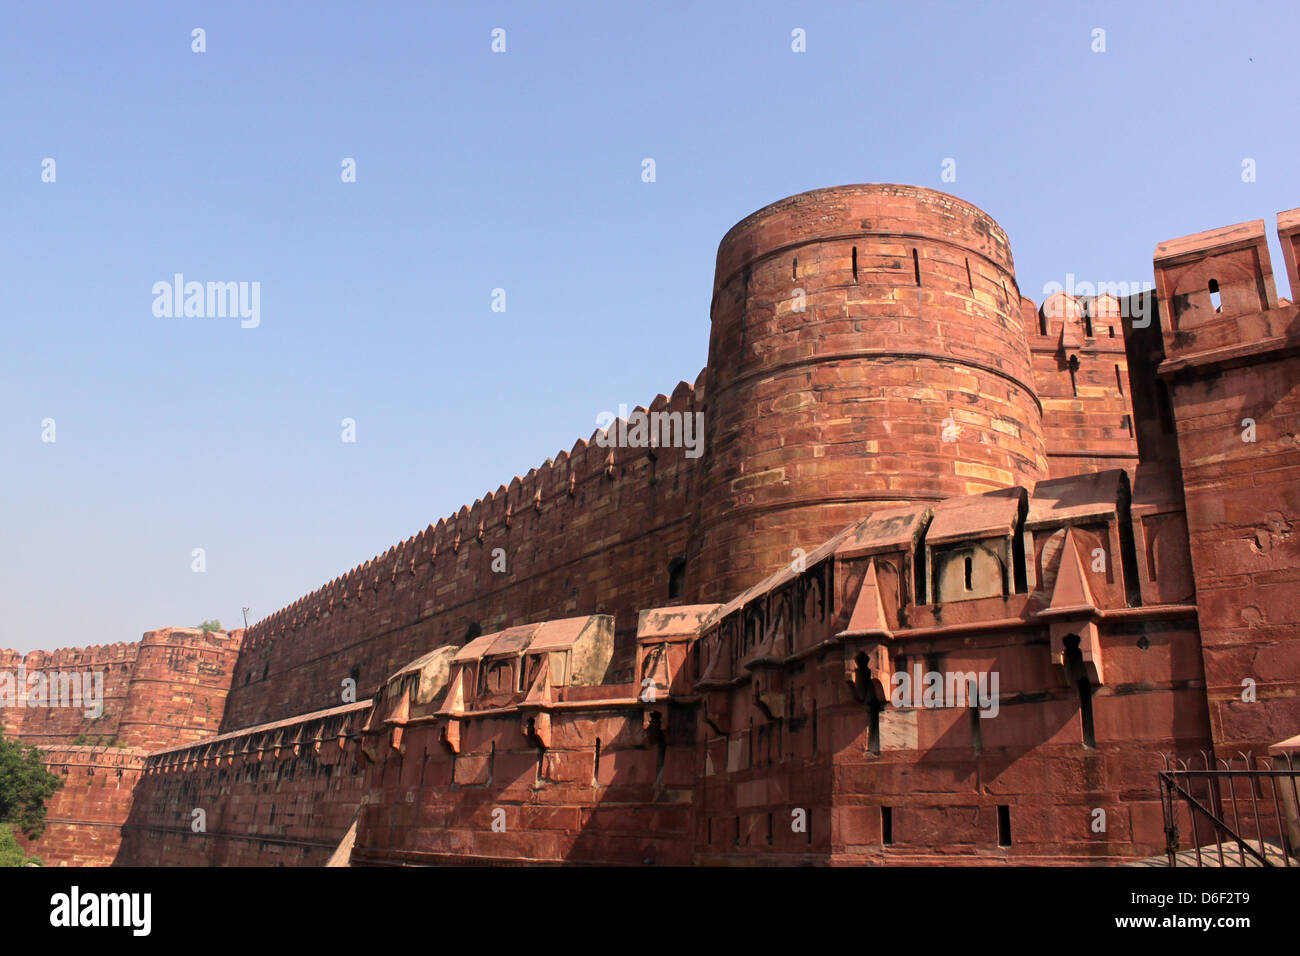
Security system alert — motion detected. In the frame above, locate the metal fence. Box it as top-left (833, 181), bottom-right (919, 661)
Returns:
top-left (1159, 751), bottom-right (1300, 867)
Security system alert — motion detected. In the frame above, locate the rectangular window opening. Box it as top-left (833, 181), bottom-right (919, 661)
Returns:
top-left (997, 805), bottom-right (1012, 846)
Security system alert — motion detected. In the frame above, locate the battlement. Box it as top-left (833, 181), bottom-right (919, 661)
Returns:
top-left (243, 378), bottom-right (704, 654)
top-left (1147, 205), bottom-right (1300, 759)
top-left (221, 376), bottom-right (708, 730)
top-left (1154, 210), bottom-right (1300, 376)
top-left (1280, 208), bottom-right (1300, 297)
top-left (2, 628), bottom-right (243, 750)
top-left (18, 185), bottom-right (1300, 867)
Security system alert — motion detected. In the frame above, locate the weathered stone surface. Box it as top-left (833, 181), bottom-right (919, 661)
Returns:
top-left (10, 187), bottom-right (1298, 866)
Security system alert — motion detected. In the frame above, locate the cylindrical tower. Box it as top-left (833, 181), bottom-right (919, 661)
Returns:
top-left (687, 184), bottom-right (1048, 603)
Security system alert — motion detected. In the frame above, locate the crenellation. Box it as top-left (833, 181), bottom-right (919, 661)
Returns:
top-left (13, 186), bottom-right (1298, 867)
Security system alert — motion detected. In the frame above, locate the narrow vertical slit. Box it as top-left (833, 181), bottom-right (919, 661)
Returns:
top-left (852, 246), bottom-right (859, 281)
top-left (997, 805), bottom-right (1012, 846)
top-left (1079, 679), bottom-right (1096, 748)
top-left (792, 257), bottom-right (798, 280)
top-left (655, 727), bottom-right (666, 786)
top-left (912, 248), bottom-right (921, 286)
top-left (881, 806), bottom-right (893, 845)
top-left (1114, 364), bottom-right (1124, 395)
top-left (965, 257), bottom-right (973, 291)
top-left (964, 554), bottom-right (973, 591)
top-left (593, 737), bottom-right (601, 786)
top-left (1012, 518), bottom-right (1029, 594)
top-left (1209, 278), bottom-right (1222, 312)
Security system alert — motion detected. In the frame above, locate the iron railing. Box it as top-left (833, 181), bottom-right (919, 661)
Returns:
top-left (1159, 751), bottom-right (1300, 867)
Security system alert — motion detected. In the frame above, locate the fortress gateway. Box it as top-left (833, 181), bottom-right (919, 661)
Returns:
top-left (6, 184), bottom-right (1300, 865)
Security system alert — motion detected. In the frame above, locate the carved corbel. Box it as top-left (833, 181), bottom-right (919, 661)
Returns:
top-left (702, 686), bottom-right (731, 736)
top-left (843, 642), bottom-right (892, 704)
top-left (522, 711), bottom-right (551, 750)
top-left (641, 702), bottom-right (669, 737)
top-left (1050, 620), bottom-right (1104, 687)
top-left (439, 718), bottom-right (462, 755)
top-left (749, 664), bottom-right (785, 721)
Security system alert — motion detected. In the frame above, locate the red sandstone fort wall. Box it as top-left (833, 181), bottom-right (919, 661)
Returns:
top-left (117, 704), bottom-right (369, 867)
top-left (7, 627), bottom-right (244, 865)
top-left (1022, 293), bottom-right (1140, 479)
top-left (13, 188), bottom-right (1299, 869)
top-left (219, 381), bottom-right (705, 731)
top-left (115, 627), bottom-right (245, 750)
top-left (0, 643), bottom-right (139, 746)
top-left (1154, 212), bottom-right (1300, 757)
top-left (1, 628), bottom-right (242, 750)
top-left (689, 186), bottom-right (1051, 606)
top-left (351, 704), bottom-right (695, 866)
top-left (15, 746), bottom-right (147, 866)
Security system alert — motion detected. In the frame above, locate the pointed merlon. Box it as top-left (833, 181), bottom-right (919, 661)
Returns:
top-left (840, 557), bottom-right (892, 639)
top-left (1049, 528), bottom-right (1097, 613)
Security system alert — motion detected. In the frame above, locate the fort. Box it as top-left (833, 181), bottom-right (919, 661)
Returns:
top-left (5, 183), bottom-right (1299, 866)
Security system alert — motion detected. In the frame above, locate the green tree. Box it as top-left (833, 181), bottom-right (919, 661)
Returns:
top-left (0, 733), bottom-right (63, 843)
top-left (0, 827), bottom-right (41, 867)
top-left (197, 619), bottom-right (222, 634)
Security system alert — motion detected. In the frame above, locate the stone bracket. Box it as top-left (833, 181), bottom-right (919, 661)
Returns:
top-left (843, 641), bottom-right (892, 704)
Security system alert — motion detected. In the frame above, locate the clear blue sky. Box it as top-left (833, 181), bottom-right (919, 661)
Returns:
top-left (2, 1), bottom-right (1296, 653)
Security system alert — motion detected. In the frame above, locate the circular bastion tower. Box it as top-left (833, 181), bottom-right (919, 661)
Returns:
top-left (688, 184), bottom-right (1049, 603)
